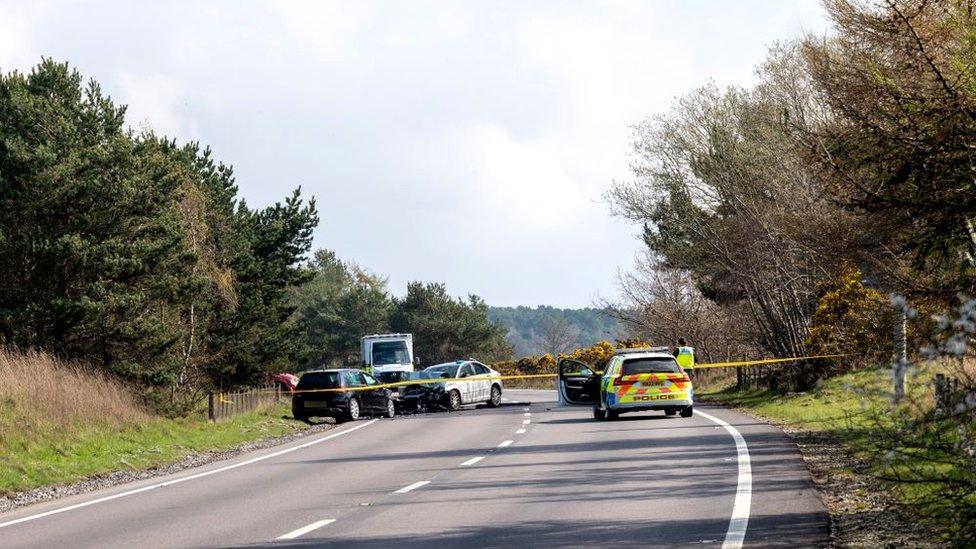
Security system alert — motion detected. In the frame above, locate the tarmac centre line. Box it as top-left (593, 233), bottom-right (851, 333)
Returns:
top-left (497, 440), bottom-right (514, 448)
top-left (459, 457), bottom-right (485, 467)
top-left (276, 519), bottom-right (336, 540)
top-left (0, 419), bottom-right (380, 531)
top-left (695, 409), bottom-right (752, 549)
top-left (516, 428), bottom-right (526, 434)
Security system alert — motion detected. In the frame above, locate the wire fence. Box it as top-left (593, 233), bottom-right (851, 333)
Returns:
top-left (208, 385), bottom-right (286, 421)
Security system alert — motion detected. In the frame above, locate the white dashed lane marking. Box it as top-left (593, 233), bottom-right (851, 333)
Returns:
top-left (498, 440), bottom-right (514, 448)
top-left (277, 519), bottom-right (336, 540)
top-left (460, 457), bottom-right (485, 466)
top-left (394, 481), bottom-right (430, 494)
top-left (516, 428), bottom-right (526, 434)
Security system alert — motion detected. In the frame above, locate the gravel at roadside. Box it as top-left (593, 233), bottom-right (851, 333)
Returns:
top-left (0, 420), bottom-right (337, 515)
top-left (784, 426), bottom-right (938, 548)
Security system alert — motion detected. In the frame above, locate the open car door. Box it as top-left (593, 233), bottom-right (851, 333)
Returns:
top-left (557, 358), bottom-right (601, 406)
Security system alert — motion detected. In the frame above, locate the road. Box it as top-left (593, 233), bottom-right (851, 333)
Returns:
top-left (0, 390), bottom-right (829, 548)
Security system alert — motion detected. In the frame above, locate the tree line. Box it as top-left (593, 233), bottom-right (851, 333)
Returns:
top-left (290, 249), bottom-right (511, 370)
top-left (0, 60), bottom-right (509, 413)
top-left (607, 0), bottom-right (976, 390)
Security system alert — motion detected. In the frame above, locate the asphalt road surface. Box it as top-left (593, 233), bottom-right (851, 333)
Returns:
top-left (0, 389), bottom-right (829, 548)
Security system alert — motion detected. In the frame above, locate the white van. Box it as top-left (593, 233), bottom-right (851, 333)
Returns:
top-left (361, 333), bottom-right (417, 376)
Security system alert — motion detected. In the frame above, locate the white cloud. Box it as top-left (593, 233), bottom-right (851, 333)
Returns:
top-left (0, 1), bottom-right (829, 306)
top-left (457, 123), bottom-right (588, 231)
top-left (116, 72), bottom-right (195, 139)
top-left (0, 1), bottom-right (49, 69)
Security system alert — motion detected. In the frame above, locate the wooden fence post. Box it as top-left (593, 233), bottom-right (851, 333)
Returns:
top-left (208, 392), bottom-right (215, 421)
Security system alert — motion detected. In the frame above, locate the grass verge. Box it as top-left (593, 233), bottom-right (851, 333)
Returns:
top-left (0, 349), bottom-right (310, 496)
top-left (699, 366), bottom-right (962, 546)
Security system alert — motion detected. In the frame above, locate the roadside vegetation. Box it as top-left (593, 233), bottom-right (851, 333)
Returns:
top-left (0, 61), bottom-right (510, 418)
top-left (601, 1), bottom-right (976, 544)
top-left (0, 349), bottom-right (305, 495)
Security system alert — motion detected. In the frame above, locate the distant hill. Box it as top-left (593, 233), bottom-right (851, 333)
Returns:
top-left (488, 306), bottom-right (623, 357)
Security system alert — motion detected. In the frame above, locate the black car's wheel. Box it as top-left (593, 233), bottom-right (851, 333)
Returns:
top-left (487, 385), bottom-right (502, 408)
top-left (606, 408), bottom-right (619, 421)
top-left (384, 398), bottom-right (396, 419)
top-left (346, 398), bottom-right (361, 421)
top-left (593, 406), bottom-right (606, 420)
top-left (665, 409), bottom-right (677, 417)
top-left (293, 411), bottom-right (309, 422)
top-left (680, 405), bottom-right (693, 418)
top-left (446, 389), bottom-right (462, 411)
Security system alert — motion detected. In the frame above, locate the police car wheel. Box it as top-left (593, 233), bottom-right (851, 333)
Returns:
top-left (665, 409), bottom-right (677, 417)
top-left (487, 385), bottom-right (502, 408)
top-left (447, 390), bottom-right (462, 411)
top-left (680, 405), bottom-right (693, 418)
top-left (593, 407), bottom-right (606, 420)
top-left (606, 408), bottom-right (619, 421)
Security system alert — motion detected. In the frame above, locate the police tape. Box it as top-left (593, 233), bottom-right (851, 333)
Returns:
top-left (692, 353), bottom-right (847, 370)
top-left (270, 354), bottom-right (847, 395)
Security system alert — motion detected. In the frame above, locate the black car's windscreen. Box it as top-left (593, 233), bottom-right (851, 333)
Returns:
top-left (621, 358), bottom-right (681, 375)
top-left (297, 372), bottom-right (342, 390)
top-left (371, 341), bottom-right (410, 365)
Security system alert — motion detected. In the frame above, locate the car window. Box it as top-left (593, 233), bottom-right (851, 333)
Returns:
top-left (621, 357), bottom-right (680, 375)
top-left (344, 371), bottom-right (366, 387)
top-left (363, 374), bottom-right (380, 386)
top-left (473, 363), bottom-right (491, 375)
top-left (459, 364), bottom-right (475, 377)
top-left (297, 372), bottom-right (342, 390)
top-left (424, 363), bottom-right (460, 377)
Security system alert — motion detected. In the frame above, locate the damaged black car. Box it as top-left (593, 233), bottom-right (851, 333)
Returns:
top-left (374, 370), bottom-right (448, 413)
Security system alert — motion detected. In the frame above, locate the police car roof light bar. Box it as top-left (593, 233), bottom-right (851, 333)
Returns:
top-left (614, 346), bottom-right (671, 355)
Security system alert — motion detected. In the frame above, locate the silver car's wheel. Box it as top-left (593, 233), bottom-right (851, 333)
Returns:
top-left (347, 398), bottom-right (360, 421)
top-left (487, 385), bottom-right (502, 408)
top-left (447, 390), bottom-right (461, 411)
top-left (385, 398), bottom-right (395, 419)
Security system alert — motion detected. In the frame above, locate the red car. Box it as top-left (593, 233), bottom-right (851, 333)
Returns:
top-left (269, 372), bottom-right (299, 393)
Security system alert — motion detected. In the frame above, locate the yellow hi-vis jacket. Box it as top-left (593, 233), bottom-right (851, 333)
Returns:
top-left (676, 346), bottom-right (695, 370)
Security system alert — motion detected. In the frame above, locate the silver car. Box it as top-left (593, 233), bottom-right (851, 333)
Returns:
top-left (424, 360), bottom-right (504, 411)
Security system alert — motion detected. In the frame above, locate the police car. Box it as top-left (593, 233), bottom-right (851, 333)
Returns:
top-left (557, 347), bottom-right (693, 420)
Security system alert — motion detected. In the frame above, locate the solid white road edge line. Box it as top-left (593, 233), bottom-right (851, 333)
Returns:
top-left (276, 519), bottom-right (336, 540)
top-left (394, 481), bottom-right (430, 494)
top-left (498, 440), bottom-right (513, 448)
top-left (0, 419), bottom-right (380, 530)
top-left (695, 409), bottom-right (752, 549)
top-left (460, 457), bottom-right (485, 466)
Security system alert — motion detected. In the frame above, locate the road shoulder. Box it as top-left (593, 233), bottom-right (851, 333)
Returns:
top-left (701, 398), bottom-right (939, 548)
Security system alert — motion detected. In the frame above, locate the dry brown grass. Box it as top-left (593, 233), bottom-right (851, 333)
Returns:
top-left (0, 348), bottom-right (147, 439)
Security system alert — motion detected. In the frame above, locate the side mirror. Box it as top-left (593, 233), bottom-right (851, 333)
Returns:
top-left (414, 356), bottom-right (420, 366)
top-left (579, 367), bottom-right (594, 377)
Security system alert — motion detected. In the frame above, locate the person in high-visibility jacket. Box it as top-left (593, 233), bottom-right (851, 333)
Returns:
top-left (674, 338), bottom-right (695, 377)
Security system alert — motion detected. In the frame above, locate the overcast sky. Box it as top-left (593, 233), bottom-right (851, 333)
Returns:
top-left (0, 1), bottom-right (829, 307)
